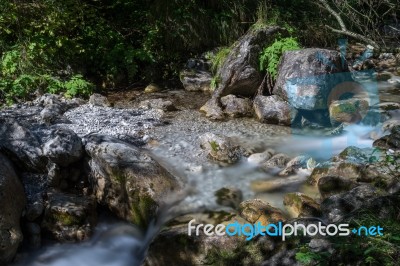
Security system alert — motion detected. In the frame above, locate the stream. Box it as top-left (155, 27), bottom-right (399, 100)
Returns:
top-left (13, 77), bottom-right (399, 266)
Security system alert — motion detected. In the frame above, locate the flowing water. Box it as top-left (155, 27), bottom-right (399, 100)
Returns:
top-left (13, 78), bottom-right (400, 266)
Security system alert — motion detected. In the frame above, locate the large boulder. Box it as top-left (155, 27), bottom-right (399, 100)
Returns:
top-left (273, 48), bottom-right (350, 111)
top-left (0, 153), bottom-right (26, 264)
top-left (221, 95), bottom-right (253, 118)
top-left (253, 95), bottom-right (297, 126)
top-left (145, 211), bottom-right (274, 266)
top-left (42, 128), bottom-right (83, 167)
top-left (200, 26), bottom-right (285, 119)
top-left (0, 119), bottom-right (47, 172)
top-left (83, 134), bottom-right (181, 227)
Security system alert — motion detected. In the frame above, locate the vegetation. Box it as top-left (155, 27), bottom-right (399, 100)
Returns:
top-left (0, 0), bottom-right (398, 105)
top-left (295, 207), bottom-right (400, 265)
top-left (259, 37), bottom-right (301, 79)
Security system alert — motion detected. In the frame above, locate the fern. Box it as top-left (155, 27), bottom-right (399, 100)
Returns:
top-left (259, 37), bottom-right (300, 79)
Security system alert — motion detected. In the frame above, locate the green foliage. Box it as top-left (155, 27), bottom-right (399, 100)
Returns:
top-left (295, 209), bottom-right (400, 265)
top-left (210, 47), bottom-right (231, 73)
top-left (210, 76), bottom-right (220, 91)
top-left (295, 246), bottom-right (330, 266)
top-left (259, 37), bottom-right (301, 79)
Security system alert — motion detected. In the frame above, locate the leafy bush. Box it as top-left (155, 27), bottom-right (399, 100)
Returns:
top-left (259, 37), bottom-right (301, 79)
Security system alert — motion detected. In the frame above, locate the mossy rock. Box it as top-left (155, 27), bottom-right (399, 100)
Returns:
top-left (283, 192), bottom-right (321, 218)
top-left (238, 199), bottom-right (287, 225)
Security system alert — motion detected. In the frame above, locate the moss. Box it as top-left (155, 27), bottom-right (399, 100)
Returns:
top-left (52, 212), bottom-right (83, 226)
top-left (130, 192), bottom-right (157, 228)
top-left (209, 140), bottom-right (219, 152)
top-left (206, 210), bottom-right (235, 224)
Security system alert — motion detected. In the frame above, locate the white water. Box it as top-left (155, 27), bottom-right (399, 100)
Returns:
top-left (14, 121), bottom-right (385, 266)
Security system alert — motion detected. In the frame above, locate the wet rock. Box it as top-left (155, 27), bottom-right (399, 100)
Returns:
top-left (318, 175), bottom-right (357, 199)
top-left (41, 191), bottom-right (97, 242)
top-left (329, 97), bottom-right (369, 126)
top-left (25, 222), bottom-right (41, 249)
top-left (376, 72), bottom-right (392, 81)
top-left (25, 201), bottom-right (45, 222)
top-left (321, 184), bottom-right (383, 223)
top-left (337, 146), bottom-right (373, 164)
top-left (254, 95), bottom-right (297, 126)
top-left (43, 128), bottom-right (83, 167)
top-left (308, 161), bottom-right (364, 186)
top-left (180, 69), bottom-right (212, 93)
top-left (251, 175), bottom-right (306, 193)
top-left (274, 48), bottom-right (350, 110)
top-left (261, 153), bottom-right (291, 170)
top-left (139, 98), bottom-right (177, 112)
top-left (89, 93), bottom-right (111, 107)
top-left (199, 133), bottom-right (245, 164)
top-left (146, 211), bottom-right (269, 266)
top-left (215, 187), bottom-right (243, 209)
top-left (200, 26), bottom-right (285, 119)
top-left (0, 153), bottom-right (26, 264)
top-left (283, 192), bottom-right (321, 218)
top-left (279, 155), bottom-right (311, 176)
top-left (239, 199), bottom-right (287, 225)
top-left (221, 95), bottom-right (253, 118)
top-left (144, 83), bottom-right (162, 93)
top-left (373, 125), bottom-right (400, 151)
top-left (84, 134), bottom-right (181, 227)
top-left (247, 149), bottom-right (275, 165)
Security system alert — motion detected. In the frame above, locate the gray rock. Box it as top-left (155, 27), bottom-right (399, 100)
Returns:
top-left (283, 192), bottom-right (321, 218)
top-left (239, 199), bottom-right (287, 225)
top-left (0, 119), bottom-right (47, 172)
top-left (180, 69), bottom-right (212, 92)
top-left (146, 212), bottom-right (262, 266)
top-left (0, 153), bottom-right (26, 264)
top-left (89, 93), bottom-right (111, 107)
top-left (261, 153), bottom-right (291, 170)
top-left (261, 249), bottom-right (300, 266)
top-left (247, 149), bottom-right (275, 165)
top-left (318, 175), bottom-right (357, 199)
top-left (139, 98), bottom-right (177, 112)
top-left (373, 125), bottom-right (400, 150)
top-left (214, 187), bottom-right (243, 209)
top-left (309, 239), bottom-right (332, 253)
top-left (43, 128), bottom-right (83, 167)
top-left (274, 48), bottom-right (350, 110)
top-left (308, 161), bottom-right (364, 186)
top-left (200, 26), bottom-right (285, 119)
top-left (83, 134), bottom-right (181, 227)
top-left (41, 191), bottom-right (97, 242)
top-left (254, 95), bottom-right (297, 126)
top-left (279, 155), bottom-right (311, 176)
top-left (199, 133), bottom-right (245, 164)
top-left (221, 95), bottom-right (253, 118)
top-left (321, 184), bottom-right (383, 223)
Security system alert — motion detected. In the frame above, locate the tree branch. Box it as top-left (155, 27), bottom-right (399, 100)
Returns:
top-left (317, 0), bottom-right (381, 50)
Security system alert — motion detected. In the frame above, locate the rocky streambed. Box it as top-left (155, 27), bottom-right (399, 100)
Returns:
top-left (1, 26), bottom-right (400, 266)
